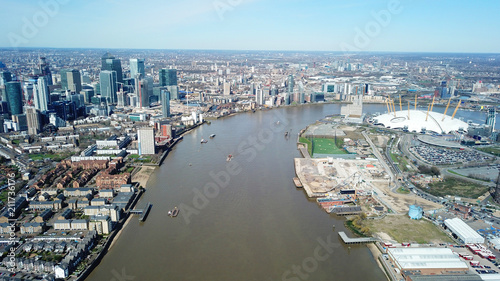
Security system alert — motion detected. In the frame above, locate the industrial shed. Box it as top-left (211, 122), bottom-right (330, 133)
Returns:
top-left (444, 218), bottom-right (484, 244)
top-left (387, 247), bottom-right (469, 276)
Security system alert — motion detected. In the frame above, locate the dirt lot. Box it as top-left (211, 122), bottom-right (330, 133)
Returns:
top-left (371, 180), bottom-right (442, 213)
top-left (339, 125), bottom-right (363, 140)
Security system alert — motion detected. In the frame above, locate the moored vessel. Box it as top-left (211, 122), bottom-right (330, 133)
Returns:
top-left (168, 207), bottom-right (179, 217)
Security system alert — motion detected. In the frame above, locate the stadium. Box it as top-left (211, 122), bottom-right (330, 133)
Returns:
top-left (372, 109), bottom-right (469, 134)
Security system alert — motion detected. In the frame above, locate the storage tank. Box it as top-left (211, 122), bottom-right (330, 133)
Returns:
top-left (408, 205), bottom-right (423, 220)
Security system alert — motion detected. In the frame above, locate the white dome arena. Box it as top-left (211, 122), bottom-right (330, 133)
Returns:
top-left (372, 110), bottom-right (468, 134)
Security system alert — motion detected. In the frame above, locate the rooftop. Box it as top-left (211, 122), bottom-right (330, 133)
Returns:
top-left (373, 110), bottom-right (468, 134)
top-left (388, 247), bottom-right (468, 270)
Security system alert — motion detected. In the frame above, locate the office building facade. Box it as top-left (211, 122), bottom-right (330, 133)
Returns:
top-left (160, 88), bottom-right (170, 118)
top-left (102, 53), bottom-right (123, 83)
top-left (138, 127), bottom-right (155, 155)
top-left (159, 69), bottom-right (177, 87)
top-left (5, 81), bottom-right (23, 115)
top-left (100, 70), bottom-right (118, 104)
top-left (130, 59), bottom-right (145, 79)
top-left (26, 107), bottom-right (41, 135)
top-left (33, 76), bottom-right (49, 112)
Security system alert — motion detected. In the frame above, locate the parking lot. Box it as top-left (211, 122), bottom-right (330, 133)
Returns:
top-left (410, 145), bottom-right (493, 165)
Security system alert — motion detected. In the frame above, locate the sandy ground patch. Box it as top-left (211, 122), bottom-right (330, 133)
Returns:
top-left (132, 166), bottom-right (156, 188)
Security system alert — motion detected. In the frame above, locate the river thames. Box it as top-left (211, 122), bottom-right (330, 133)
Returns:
top-left (87, 103), bottom-right (493, 281)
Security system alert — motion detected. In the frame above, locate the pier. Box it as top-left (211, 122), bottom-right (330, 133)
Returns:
top-left (338, 231), bottom-right (379, 244)
top-left (131, 202), bottom-right (152, 221)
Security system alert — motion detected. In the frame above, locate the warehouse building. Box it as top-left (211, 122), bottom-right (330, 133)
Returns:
top-left (387, 247), bottom-right (469, 276)
top-left (444, 218), bottom-right (484, 244)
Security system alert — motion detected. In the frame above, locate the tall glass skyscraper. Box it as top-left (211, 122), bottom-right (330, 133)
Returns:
top-left (61, 69), bottom-right (82, 93)
top-left (60, 69), bottom-right (69, 90)
top-left (160, 87), bottom-right (170, 118)
top-left (137, 77), bottom-right (152, 108)
top-left (287, 74), bottom-right (294, 93)
top-left (38, 57), bottom-right (52, 85)
top-left (102, 53), bottom-right (123, 83)
top-left (130, 58), bottom-right (145, 79)
top-left (67, 69), bottom-right (82, 93)
top-left (0, 71), bottom-right (12, 86)
top-left (99, 70), bottom-right (118, 104)
top-left (159, 69), bottom-right (177, 86)
top-left (33, 76), bottom-right (49, 112)
top-left (5, 81), bottom-right (23, 115)
top-left (159, 69), bottom-right (178, 100)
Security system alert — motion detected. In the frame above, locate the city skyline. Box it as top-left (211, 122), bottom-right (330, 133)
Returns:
top-left (1, 0), bottom-right (500, 53)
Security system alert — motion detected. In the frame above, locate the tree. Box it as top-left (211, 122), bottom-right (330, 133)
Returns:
top-left (430, 166), bottom-right (440, 176)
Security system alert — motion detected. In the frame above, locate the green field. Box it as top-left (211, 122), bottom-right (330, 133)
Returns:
top-left (427, 178), bottom-right (489, 199)
top-left (299, 137), bottom-right (345, 156)
top-left (477, 147), bottom-right (500, 157)
top-left (311, 138), bottom-right (346, 155)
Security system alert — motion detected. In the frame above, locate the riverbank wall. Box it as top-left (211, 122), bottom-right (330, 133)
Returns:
top-left (75, 189), bottom-right (144, 281)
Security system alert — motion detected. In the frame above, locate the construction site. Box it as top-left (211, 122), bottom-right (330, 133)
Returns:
top-left (294, 119), bottom-right (444, 217)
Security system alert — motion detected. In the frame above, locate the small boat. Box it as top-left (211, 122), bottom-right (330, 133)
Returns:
top-left (276, 121), bottom-right (280, 125)
top-left (293, 177), bottom-right (302, 188)
top-left (226, 154), bottom-right (233, 162)
top-left (169, 207), bottom-right (179, 217)
top-left (201, 139), bottom-right (208, 143)
top-left (210, 134), bottom-right (216, 138)
top-left (285, 131), bottom-right (289, 137)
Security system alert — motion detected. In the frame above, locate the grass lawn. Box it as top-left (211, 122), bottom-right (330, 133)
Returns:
top-left (299, 137), bottom-right (346, 156)
top-left (312, 138), bottom-right (346, 155)
top-left (299, 137), bottom-right (312, 156)
top-left (477, 147), bottom-right (500, 157)
top-left (391, 152), bottom-right (411, 172)
top-left (396, 187), bottom-right (410, 194)
top-left (129, 155), bottom-right (153, 163)
top-left (366, 215), bottom-right (453, 244)
top-left (427, 178), bottom-right (489, 199)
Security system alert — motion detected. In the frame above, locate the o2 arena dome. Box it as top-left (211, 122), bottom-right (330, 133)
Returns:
top-left (372, 108), bottom-right (468, 134)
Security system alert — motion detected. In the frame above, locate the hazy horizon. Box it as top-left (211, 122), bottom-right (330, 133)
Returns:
top-left (1, 0), bottom-right (500, 53)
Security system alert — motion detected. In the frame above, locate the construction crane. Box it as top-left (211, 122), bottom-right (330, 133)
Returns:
top-left (327, 172), bottom-right (360, 192)
top-left (442, 97), bottom-right (452, 121)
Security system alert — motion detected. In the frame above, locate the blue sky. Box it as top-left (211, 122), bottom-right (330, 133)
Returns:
top-left (1, 0), bottom-right (499, 52)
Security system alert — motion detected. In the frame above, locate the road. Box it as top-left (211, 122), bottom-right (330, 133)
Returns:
top-left (362, 131), bottom-right (395, 182)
